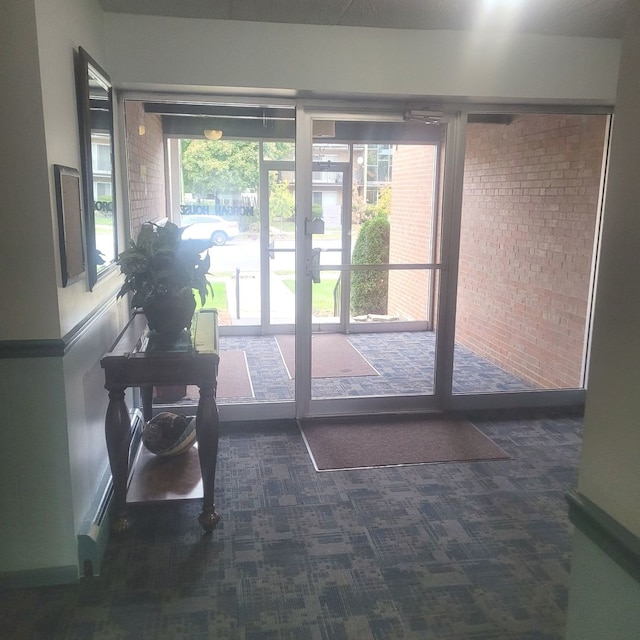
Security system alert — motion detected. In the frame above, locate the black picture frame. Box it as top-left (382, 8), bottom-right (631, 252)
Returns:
top-left (54, 164), bottom-right (86, 287)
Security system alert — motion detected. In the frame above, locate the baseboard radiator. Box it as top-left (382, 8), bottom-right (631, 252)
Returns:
top-left (77, 409), bottom-right (144, 577)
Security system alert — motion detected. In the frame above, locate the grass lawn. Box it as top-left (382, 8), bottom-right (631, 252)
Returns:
top-left (196, 280), bottom-right (228, 312)
top-left (282, 274), bottom-right (339, 316)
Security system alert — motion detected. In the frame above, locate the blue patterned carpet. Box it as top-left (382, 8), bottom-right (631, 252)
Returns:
top-left (1, 411), bottom-right (582, 639)
top-left (218, 331), bottom-right (535, 403)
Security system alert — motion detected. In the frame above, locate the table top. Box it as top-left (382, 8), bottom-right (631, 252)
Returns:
top-left (104, 308), bottom-right (219, 362)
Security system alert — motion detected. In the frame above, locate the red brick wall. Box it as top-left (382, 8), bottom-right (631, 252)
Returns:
top-left (457, 114), bottom-right (607, 388)
top-left (388, 145), bottom-right (437, 320)
top-left (124, 101), bottom-right (167, 239)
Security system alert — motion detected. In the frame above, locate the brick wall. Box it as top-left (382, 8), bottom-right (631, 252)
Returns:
top-left (457, 114), bottom-right (607, 388)
top-left (124, 101), bottom-right (167, 238)
top-left (388, 145), bottom-right (437, 320)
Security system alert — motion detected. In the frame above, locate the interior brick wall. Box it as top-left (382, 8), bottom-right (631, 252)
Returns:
top-left (456, 114), bottom-right (607, 388)
top-left (124, 101), bottom-right (167, 239)
top-left (388, 145), bottom-right (437, 320)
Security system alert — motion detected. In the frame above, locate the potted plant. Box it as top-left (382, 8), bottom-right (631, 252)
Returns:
top-left (117, 221), bottom-right (213, 337)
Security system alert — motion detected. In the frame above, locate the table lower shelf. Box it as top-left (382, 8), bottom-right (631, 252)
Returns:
top-left (127, 443), bottom-right (204, 503)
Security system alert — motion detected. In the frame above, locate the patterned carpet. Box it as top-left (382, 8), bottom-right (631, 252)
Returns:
top-left (1, 411), bottom-right (582, 639)
top-left (215, 331), bottom-right (535, 404)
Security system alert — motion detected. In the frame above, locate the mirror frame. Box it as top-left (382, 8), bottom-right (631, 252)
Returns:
top-left (74, 46), bottom-right (118, 290)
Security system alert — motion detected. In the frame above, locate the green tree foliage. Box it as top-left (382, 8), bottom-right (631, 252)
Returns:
top-left (269, 180), bottom-right (295, 222)
top-left (363, 185), bottom-right (392, 221)
top-left (181, 140), bottom-right (259, 199)
top-left (350, 215), bottom-right (390, 316)
top-left (180, 140), bottom-right (295, 201)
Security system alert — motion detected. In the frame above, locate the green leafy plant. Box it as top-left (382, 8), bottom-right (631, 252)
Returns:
top-left (350, 214), bottom-right (390, 316)
top-left (117, 221), bottom-right (213, 309)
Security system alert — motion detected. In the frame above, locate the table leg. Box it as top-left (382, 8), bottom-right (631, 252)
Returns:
top-left (195, 384), bottom-right (220, 532)
top-left (105, 387), bottom-right (132, 533)
top-left (141, 386), bottom-right (153, 422)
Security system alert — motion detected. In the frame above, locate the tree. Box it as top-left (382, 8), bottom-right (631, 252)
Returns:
top-left (180, 140), bottom-right (259, 200)
top-left (269, 180), bottom-right (295, 222)
top-left (180, 140), bottom-right (296, 201)
top-left (363, 185), bottom-right (392, 221)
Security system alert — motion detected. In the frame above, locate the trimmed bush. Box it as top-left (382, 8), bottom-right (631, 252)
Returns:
top-left (350, 215), bottom-right (390, 316)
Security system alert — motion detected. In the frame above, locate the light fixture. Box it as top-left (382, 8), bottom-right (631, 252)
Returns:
top-left (204, 129), bottom-right (223, 140)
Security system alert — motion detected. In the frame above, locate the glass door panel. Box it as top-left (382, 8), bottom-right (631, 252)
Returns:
top-left (453, 113), bottom-right (609, 394)
top-left (176, 138), bottom-right (262, 328)
top-left (266, 167), bottom-right (296, 326)
top-left (310, 144), bottom-right (350, 328)
top-left (350, 268), bottom-right (433, 324)
top-left (308, 121), bottom-right (446, 405)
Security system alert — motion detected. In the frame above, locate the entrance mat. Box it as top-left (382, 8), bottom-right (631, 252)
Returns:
top-left (276, 333), bottom-right (379, 378)
top-left (186, 349), bottom-right (254, 400)
top-left (299, 415), bottom-right (510, 471)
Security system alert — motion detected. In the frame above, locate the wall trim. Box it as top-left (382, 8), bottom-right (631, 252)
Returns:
top-left (0, 338), bottom-right (67, 358)
top-left (567, 490), bottom-right (640, 584)
top-left (0, 565), bottom-right (78, 589)
top-left (0, 291), bottom-right (122, 359)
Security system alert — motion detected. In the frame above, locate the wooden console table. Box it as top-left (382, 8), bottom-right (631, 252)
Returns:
top-left (101, 309), bottom-right (220, 533)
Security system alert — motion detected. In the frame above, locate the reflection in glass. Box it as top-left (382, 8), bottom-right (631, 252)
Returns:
top-left (268, 169), bottom-right (295, 326)
top-left (262, 141), bottom-right (295, 161)
top-left (75, 47), bottom-right (117, 288)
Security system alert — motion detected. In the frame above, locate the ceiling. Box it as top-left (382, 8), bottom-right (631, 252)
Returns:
top-left (97, 0), bottom-right (627, 39)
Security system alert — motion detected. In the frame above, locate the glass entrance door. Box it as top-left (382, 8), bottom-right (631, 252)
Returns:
top-left (296, 113), bottom-right (451, 417)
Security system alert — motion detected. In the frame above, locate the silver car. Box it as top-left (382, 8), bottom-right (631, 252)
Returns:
top-left (180, 215), bottom-right (240, 246)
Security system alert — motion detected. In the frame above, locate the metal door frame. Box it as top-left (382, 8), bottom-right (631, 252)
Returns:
top-left (294, 105), bottom-right (462, 418)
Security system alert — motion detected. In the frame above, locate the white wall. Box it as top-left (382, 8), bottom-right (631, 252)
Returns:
top-left (36, 0), bottom-right (125, 337)
top-left (565, 4), bottom-right (640, 637)
top-left (0, 357), bottom-right (75, 573)
top-left (0, 0), bottom-right (129, 582)
top-left (0, 0), bottom-right (60, 341)
top-left (104, 14), bottom-right (620, 105)
top-left (577, 3), bottom-right (640, 538)
top-left (566, 531), bottom-right (640, 639)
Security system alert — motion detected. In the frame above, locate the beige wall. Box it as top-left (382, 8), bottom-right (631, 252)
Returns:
top-left (0, 0), bottom-right (129, 581)
top-left (575, 6), bottom-right (640, 541)
top-left (0, 0), bottom-right (60, 340)
top-left (104, 14), bottom-right (620, 105)
top-left (565, 5), bottom-right (640, 635)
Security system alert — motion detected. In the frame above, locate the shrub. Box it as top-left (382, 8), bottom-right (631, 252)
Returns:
top-left (350, 215), bottom-right (390, 316)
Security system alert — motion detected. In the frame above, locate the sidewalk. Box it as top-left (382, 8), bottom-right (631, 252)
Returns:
top-left (223, 271), bottom-right (295, 324)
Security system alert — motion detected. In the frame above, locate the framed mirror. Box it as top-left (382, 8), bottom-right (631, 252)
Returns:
top-left (75, 46), bottom-right (117, 289)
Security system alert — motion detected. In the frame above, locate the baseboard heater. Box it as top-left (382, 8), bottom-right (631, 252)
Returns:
top-left (77, 409), bottom-right (144, 577)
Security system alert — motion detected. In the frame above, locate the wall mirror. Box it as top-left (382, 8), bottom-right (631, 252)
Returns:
top-left (75, 46), bottom-right (117, 289)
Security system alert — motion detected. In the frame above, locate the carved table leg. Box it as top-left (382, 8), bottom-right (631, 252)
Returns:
top-left (105, 387), bottom-right (132, 533)
top-left (195, 384), bottom-right (220, 532)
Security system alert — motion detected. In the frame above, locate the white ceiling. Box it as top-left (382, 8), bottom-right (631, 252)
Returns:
top-left (97, 0), bottom-right (627, 39)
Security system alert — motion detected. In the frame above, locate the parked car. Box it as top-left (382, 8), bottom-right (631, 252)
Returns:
top-left (180, 215), bottom-right (240, 246)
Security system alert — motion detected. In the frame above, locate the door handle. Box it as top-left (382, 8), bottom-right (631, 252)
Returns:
top-left (310, 248), bottom-right (321, 283)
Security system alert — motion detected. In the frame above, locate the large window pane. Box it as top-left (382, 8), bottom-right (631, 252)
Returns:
top-left (454, 113), bottom-right (608, 393)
